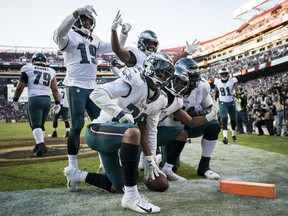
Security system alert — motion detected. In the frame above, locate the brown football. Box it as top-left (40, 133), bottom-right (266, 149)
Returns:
top-left (143, 173), bottom-right (169, 192)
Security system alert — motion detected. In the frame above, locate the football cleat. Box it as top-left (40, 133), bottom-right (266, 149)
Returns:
top-left (63, 166), bottom-right (80, 192)
top-left (51, 131), bottom-right (57, 138)
top-left (34, 143), bottom-right (47, 157)
top-left (232, 135), bottom-right (237, 142)
top-left (222, 137), bottom-right (228, 144)
top-left (32, 144), bottom-right (39, 153)
top-left (162, 167), bottom-right (186, 181)
top-left (204, 170), bottom-right (220, 180)
top-left (121, 194), bottom-right (161, 213)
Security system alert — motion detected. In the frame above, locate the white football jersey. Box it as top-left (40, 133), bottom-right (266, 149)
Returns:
top-left (53, 14), bottom-right (114, 89)
top-left (58, 87), bottom-right (69, 108)
top-left (158, 94), bottom-right (183, 126)
top-left (126, 46), bottom-right (148, 70)
top-left (20, 65), bottom-right (56, 98)
top-left (160, 78), bottom-right (213, 127)
top-left (214, 77), bottom-right (238, 102)
top-left (92, 67), bottom-right (168, 154)
top-left (183, 78), bottom-right (212, 110)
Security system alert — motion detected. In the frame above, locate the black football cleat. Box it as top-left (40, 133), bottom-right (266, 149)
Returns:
top-left (34, 143), bottom-right (48, 157)
top-left (222, 137), bottom-right (228, 144)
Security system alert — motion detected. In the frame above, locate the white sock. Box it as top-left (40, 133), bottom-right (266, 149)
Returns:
top-left (68, 154), bottom-right (78, 169)
top-left (32, 128), bottom-right (44, 144)
top-left (163, 162), bottom-right (173, 172)
top-left (124, 185), bottom-right (139, 199)
top-left (223, 130), bottom-right (228, 138)
top-left (201, 138), bottom-right (217, 157)
top-left (232, 130), bottom-right (236, 136)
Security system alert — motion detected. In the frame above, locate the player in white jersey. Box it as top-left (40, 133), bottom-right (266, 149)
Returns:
top-left (51, 81), bottom-right (70, 138)
top-left (214, 67), bottom-right (239, 144)
top-left (157, 65), bottom-right (219, 181)
top-left (63, 52), bottom-right (174, 214)
top-left (111, 26), bottom-right (200, 68)
top-left (13, 53), bottom-right (60, 157)
top-left (53, 6), bottom-right (131, 171)
top-left (158, 59), bottom-right (220, 180)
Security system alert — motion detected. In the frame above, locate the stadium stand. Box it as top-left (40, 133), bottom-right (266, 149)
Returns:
top-left (0, 0), bottom-right (287, 128)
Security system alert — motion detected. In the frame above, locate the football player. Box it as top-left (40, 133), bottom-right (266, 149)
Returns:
top-left (53, 6), bottom-right (131, 178)
top-left (111, 24), bottom-right (200, 68)
top-left (214, 67), bottom-right (239, 144)
top-left (12, 53), bottom-right (60, 156)
top-left (157, 65), bottom-right (219, 181)
top-left (51, 80), bottom-right (70, 138)
top-left (64, 52), bottom-right (174, 214)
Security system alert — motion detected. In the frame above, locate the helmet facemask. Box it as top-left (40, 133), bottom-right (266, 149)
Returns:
top-left (137, 30), bottom-right (159, 55)
top-left (144, 53), bottom-right (174, 88)
top-left (167, 66), bottom-right (190, 96)
top-left (218, 67), bottom-right (230, 81)
top-left (73, 15), bottom-right (96, 36)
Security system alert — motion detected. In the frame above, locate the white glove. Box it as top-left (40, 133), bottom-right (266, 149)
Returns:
top-left (52, 104), bottom-right (61, 114)
top-left (205, 99), bottom-right (219, 122)
top-left (144, 155), bottom-right (166, 180)
top-left (119, 113), bottom-right (134, 124)
top-left (184, 39), bottom-right (200, 54)
top-left (77, 5), bottom-right (97, 16)
top-left (13, 101), bottom-right (20, 111)
top-left (111, 10), bottom-right (122, 30)
top-left (121, 22), bottom-right (132, 34)
top-left (109, 58), bottom-right (122, 68)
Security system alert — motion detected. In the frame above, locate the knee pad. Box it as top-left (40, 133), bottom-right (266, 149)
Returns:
top-left (203, 123), bottom-right (221, 140)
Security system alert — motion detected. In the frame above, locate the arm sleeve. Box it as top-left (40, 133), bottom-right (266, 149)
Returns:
top-left (146, 111), bottom-right (161, 156)
top-left (89, 79), bottom-right (131, 117)
top-left (53, 14), bottom-right (76, 50)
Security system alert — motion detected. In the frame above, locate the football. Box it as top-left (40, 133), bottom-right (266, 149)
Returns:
top-left (143, 173), bottom-right (169, 192)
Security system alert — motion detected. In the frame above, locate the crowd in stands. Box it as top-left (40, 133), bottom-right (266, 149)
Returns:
top-left (199, 43), bottom-right (288, 81)
top-left (198, 3), bottom-right (288, 53)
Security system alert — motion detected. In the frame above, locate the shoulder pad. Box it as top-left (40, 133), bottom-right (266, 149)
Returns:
top-left (119, 67), bottom-right (145, 87)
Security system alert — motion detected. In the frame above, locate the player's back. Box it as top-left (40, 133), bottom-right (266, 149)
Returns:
top-left (21, 65), bottom-right (55, 98)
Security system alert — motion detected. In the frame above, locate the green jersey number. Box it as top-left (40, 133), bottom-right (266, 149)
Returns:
top-left (34, 71), bottom-right (51, 86)
top-left (77, 43), bottom-right (97, 65)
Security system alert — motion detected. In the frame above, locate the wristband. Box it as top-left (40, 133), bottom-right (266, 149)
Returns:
top-left (13, 98), bottom-right (18, 102)
top-left (115, 111), bottom-right (125, 120)
top-left (55, 101), bottom-right (60, 105)
top-left (205, 112), bottom-right (214, 122)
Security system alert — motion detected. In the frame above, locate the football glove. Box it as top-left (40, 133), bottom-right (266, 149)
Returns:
top-left (121, 22), bottom-right (132, 34)
top-left (77, 5), bottom-right (96, 16)
top-left (13, 101), bottom-right (20, 111)
top-left (109, 58), bottom-right (122, 69)
top-left (184, 39), bottom-right (200, 54)
top-left (111, 10), bottom-right (122, 30)
top-left (205, 99), bottom-right (219, 122)
top-left (144, 155), bottom-right (166, 180)
top-left (52, 104), bottom-right (61, 114)
top-left (116, 111), bottom-right (134, 124)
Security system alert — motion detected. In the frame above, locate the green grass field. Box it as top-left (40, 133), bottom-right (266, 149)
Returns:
top-left (0, 121), bottom-right (287, 216)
